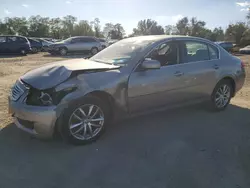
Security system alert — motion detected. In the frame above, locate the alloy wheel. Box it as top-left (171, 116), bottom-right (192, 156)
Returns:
top-left (91, 48), bottom-right (98, 55)
top-left (60, 48), bottom-right (67, 56)
top-left (68, 104), bottom-right (105, 140)
top-left (214, 84), bottom-right (231, 108)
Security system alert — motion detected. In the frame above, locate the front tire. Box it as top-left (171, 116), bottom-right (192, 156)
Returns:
top-left (210, 80), bottom-right (233, 111)
top-left (59, 96), bottom-right (109, 145)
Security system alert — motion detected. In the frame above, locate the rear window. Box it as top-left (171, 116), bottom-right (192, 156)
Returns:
top-left (0, 36), bottom-right (6, 43)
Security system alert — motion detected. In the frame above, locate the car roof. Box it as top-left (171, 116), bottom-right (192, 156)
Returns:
top-left (121, 35), bottom-right (214, 43)
top-left (0, 35), bottom-right (26, 38)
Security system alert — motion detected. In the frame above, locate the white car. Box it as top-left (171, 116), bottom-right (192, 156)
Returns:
top-left (239, 45), bottom-right (250, 54)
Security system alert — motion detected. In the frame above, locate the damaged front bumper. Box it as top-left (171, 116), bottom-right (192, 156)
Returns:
top-left (9, 97), bottom-right (58, 138)
top-left (8, 80), bottom-right (59, 138)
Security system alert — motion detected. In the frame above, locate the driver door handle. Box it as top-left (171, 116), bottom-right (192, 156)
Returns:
top-left (174, 71), bottom-right (184, 77)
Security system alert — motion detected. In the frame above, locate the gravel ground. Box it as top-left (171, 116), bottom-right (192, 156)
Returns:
top-left (0, 53), bottom-right (250, 188)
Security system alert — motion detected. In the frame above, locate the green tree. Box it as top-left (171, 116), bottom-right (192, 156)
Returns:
top-left (91, 18), bottom-right (102, 37)
top-left (103, 23), bottom-right (125, 39)
top-left (50, 18), bottom-right (62, 39)
top-left (175, 17), bottom-right (189, 35)
top-left (62, 15), bottom-right (77, 37)
top-left (133, 19), bottom-right (164, 36)
top-left (73, 20), bottom-right (94, 36)
top-left (225, 22), bottom-right (247, 44)
top-left (28, 15), bottom-right (50, 37)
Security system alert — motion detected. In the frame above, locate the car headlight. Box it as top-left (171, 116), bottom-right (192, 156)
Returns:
top-left (26, 87), bottom-right (76, 106)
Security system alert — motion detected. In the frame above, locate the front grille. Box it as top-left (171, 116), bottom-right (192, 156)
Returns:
top-left (10, 80), bottom-right (26, 101)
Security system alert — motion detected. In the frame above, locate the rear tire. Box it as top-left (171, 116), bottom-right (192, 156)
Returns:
top-left (32, 47), bottom-right (38, 53)
top-left (20, 48), bottom-right (27, 56)
top-left (59, 47), bottom-right (68, 56)
top-left (59, 96), bottom-right (110, 145)
top-left (91, 47), bottom-right (98, 55)
top-left (210, 80), bottom-right (233, 111)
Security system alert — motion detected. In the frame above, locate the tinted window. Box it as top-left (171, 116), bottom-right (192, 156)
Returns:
top-left (8, 36), bottom-right (18, 42)
top-left (81, 38), bottom-right (96, 42)
top-left (147, 42), bottom-right (179, 66)
top-left (71, 38), bottom-right (81, 43)
top-left (8, 36), bottom-right (27, 43)
top-left (0, 36), bottom-right (6, 43)
top-left (99, 39), bottom-right (105, 42)
top-left (208, 45), bottom-right (219, 60)
top-left (18, 37), bottom-right (27, 43)
top-left (184, 41), bottom-right (209, 63)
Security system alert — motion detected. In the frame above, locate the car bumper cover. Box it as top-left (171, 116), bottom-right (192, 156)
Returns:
top-left (9, 97), bottom-right (58, 138)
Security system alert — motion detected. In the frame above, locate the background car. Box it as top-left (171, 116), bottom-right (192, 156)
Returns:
top-left (33, 38), bottom-right (54, 52)
top-left (27, 38), bottom-right (43, 53)
top-left (48, 36), bottom-right (102, 56)
top-left (98, 38), bottom-right (109, 49)
top-left (239, 45), bottom-right (250, 54)
top-left (215, 41), bottom-right (234, 52)
top-left (0, 35), bottom-right (31, 55)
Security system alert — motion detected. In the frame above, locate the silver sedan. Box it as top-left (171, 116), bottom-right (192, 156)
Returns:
top-left (9, 35), bottom-right (246, 145)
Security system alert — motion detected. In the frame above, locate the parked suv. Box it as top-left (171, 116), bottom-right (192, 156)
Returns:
top-left (0, 35), bottom-right (31, 55)
top-left (48, 36), bottom-right (102, 56)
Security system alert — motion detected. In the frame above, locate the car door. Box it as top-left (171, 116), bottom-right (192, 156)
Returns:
top-left (128, 41), bottom-right (191, 113)
top-left (6, 36), bottom-right (20, 53)
top-left (175, 40), bottom-right (219, 100)
top-left (68, 38), bottom-right (82, 52)
top-left (0, 36), bottom-right (7, 53)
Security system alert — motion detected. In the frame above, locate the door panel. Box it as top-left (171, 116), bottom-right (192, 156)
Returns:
top-left (175, 60), bottom-right (218, 101)
top-left (128, 65), bottom-right (188, 113)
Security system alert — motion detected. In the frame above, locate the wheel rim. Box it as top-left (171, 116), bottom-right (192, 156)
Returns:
top-left (60, 49), bottom-right (67, 55)
top-left (92, 48), bottom-right (98, 55)
top-left (21, 50), bottom-right (26, 54)
top-left (68, 104), bottom-right (105, 140)
top-left (33, 48), bottom-right (37, 53)
top-left (215, 84), bottom-right (231, 108)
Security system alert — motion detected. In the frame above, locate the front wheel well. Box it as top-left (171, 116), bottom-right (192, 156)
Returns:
top-left (86, 91), bottom-right (115, 119)
top-left (219, 77), bottom-right (236, 97)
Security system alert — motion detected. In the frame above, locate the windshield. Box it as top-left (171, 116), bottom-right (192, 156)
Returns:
top-left (90, 38), bottom-right (153, 65)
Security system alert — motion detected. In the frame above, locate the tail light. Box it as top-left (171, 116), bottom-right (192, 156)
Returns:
top-left (241, 61), bottom-right (245, 69)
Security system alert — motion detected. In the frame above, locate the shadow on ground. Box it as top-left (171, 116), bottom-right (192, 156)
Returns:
top-left (1, 104), bottom-right (250, 188)
top-left (0, 54), bottom-right (25, 58)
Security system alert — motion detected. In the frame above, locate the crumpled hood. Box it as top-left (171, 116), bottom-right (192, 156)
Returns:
top-left (21, 59), bottom-right (119, 90)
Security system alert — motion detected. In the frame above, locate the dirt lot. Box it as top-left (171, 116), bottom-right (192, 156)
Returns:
top-left (0, 53), bottom-right (250, 188)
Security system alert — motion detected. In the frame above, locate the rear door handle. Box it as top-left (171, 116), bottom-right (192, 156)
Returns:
top-left (213, 64), bottom-right (219, 69)
top-left (174, 71), bottom-right (184, 77)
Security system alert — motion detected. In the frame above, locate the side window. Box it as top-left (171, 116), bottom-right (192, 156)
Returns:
top-left (0, 36), bottom-right (6, 43)
top-left (18, 37), bottom-right (27, 43)
top-left (84, 38), bottom-right (96, 42)
top-left (147, 42), bottom-right (179, 66)
top-left (8, 36), bottom-right (18, 42)
top-left (184, 41), bottom-right (209, 63)
top-left (71, 38), bottom-right (81, 43)
top-left (208, 45), bottom-right (219, 60)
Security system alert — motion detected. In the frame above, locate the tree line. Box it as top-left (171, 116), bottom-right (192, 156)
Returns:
top-left (0, 14), bottom-right (250, 46)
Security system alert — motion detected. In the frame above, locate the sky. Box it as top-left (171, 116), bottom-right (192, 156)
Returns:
top-left (0, 0), bottom-right (249, 35)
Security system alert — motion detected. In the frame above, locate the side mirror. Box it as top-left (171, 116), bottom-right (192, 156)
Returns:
top-left (141, 58), bottom-right (161, 70)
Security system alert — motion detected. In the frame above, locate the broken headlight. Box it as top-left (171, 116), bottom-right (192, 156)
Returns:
top-left (26, 87), bottom-right (76, 106)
